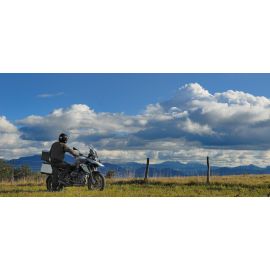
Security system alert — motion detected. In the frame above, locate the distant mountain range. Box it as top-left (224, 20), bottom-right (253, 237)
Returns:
top-left (6, 155), bottom-right (270, 177)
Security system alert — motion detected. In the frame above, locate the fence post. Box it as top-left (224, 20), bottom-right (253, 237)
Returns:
top-left (144, 158), bottom-right (150, 182)
top-left (207, 156), bottom-right (211, 184)
top-left (10, 167), bottom-right (14, 184)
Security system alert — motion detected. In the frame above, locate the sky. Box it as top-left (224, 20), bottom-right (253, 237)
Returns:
top-left (1, 73), bottom-right (270, 120)
top-left (1, 73), bottom-right (270, 166)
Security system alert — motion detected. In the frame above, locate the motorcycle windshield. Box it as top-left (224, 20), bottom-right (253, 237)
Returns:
top-left (89, 145), bottom-right (98, 159)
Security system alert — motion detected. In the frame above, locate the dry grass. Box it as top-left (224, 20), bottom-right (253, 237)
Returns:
top-left (0, 174), bottom-right (270, 197)
top-left (105, 174), bottom-right (270, 187)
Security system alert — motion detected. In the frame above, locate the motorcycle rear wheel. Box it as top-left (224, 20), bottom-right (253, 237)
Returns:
top-left (46, 176), bottom-right (53, 191)
top-left (88, 172), bottom-right (105, 191)
top-left (46, 175), bottom-right (64, 192)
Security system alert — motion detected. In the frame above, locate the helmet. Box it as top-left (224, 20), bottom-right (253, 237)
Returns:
top-left (59, 133), bottom-right (68, 143)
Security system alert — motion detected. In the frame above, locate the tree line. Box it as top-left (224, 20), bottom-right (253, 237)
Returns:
top-left (0, 159), bottom-right (33, 181)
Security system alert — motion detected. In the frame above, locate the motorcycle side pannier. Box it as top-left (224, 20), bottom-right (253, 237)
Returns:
top-left (41, 163), bottom-right (53, 175)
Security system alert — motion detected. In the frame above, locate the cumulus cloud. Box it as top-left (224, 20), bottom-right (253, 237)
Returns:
top-left (0, 116), bottom-right (21, 148)
top-left (0, 116), bottom-right (42, 159)
top-left (3, 83), bottom-right (270, 166)
top-left (140, 83), bottom-right (270, 150)
top-left (0, 116), bottom-right (17, 133)
top-left (17, 104), bottom-right (145, 142)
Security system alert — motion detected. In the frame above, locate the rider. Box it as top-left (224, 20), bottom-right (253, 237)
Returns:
top-left (49, 133), bottom-right (79, 190)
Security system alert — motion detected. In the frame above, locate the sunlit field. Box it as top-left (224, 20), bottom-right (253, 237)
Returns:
top-left (0, 174), bottom-right (270, 197)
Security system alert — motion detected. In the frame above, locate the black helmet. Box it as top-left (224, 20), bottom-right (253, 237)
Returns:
top-left (59, 133), bottom-right (68, 143)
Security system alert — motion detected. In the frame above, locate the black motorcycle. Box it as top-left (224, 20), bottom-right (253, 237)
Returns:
top-left (41, 146), bottom-right (105, 192)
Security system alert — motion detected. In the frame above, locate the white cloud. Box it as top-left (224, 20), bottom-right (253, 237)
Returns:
top-left (0, 116), bottom-right (40, 159)
top-left (37, 92), bottom-right (64, 98)
top-left (0, 116), bottom-right (17, 133)
top-left (0, 116), bottom-right (21, 149)
top-left (17, 104), bottom-right (145, 141)
top-left (142, 83), bottom-right (270, 149)
top-left (3, 83), bottom-right (270, 166)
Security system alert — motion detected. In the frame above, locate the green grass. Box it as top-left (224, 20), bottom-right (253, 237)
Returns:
top-left (1, 174), bottom-right (270, 197)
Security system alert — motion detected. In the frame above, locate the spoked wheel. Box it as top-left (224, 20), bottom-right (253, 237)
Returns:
top-left (46, 175), bottom-right (64, 192)
top-left (46, 176), bottom-right (53, 192)
top-left (88, 172), bottom-right (105, 191)
top-left (55, 184), bottom-right (64, 192)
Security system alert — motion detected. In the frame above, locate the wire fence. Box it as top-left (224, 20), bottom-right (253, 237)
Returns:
top-left (1, 156), bottom-right (269, 183)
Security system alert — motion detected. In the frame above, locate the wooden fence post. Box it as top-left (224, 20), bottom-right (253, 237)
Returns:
top-left (11, 167), bottom-right (14, 184)
top-left (144, 158), bottom-right (150, 182)
top-left (207, 156), bottom-right (210, 184)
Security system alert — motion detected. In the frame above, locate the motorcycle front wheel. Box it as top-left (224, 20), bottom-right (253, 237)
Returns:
top-left (88, 171), bottom-right (105, 191)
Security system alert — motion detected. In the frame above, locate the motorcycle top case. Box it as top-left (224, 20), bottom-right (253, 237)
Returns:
top-left (41, 151), bottom-right (50, 162)
top-left (41, 163), bottom-right (52, 175)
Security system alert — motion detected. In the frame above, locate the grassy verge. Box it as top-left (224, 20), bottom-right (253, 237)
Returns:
top-left (0, 174), bottom-right (270, 197)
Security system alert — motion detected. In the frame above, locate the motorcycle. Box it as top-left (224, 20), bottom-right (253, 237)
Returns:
top-left (40, 146), bottom-right (106, 192)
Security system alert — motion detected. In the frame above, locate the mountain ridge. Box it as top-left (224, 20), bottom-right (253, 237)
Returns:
top-left (6, 155), bottom-right (270, 177)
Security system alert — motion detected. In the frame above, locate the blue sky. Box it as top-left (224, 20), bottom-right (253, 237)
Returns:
top-left (2, 73), bottom-right (270, 165)
top-left (1, 73), bottom-right (270, 120)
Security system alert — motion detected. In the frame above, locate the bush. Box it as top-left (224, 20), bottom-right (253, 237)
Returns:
top-left (14, 165), bottom-right (32, 180)
top-left (106, 170), bottom-right (116, 179)
top-left (0, 160), bottom-right (33, 181)
top-left (0, 159), bottom-right (13, 180)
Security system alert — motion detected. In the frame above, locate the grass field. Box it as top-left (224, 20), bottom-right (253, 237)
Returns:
top-left (1, 174), bottom-right (270, 197)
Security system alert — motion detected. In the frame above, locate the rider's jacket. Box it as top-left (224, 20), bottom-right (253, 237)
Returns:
top-left (49, 142), bottom-right (78, 163)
